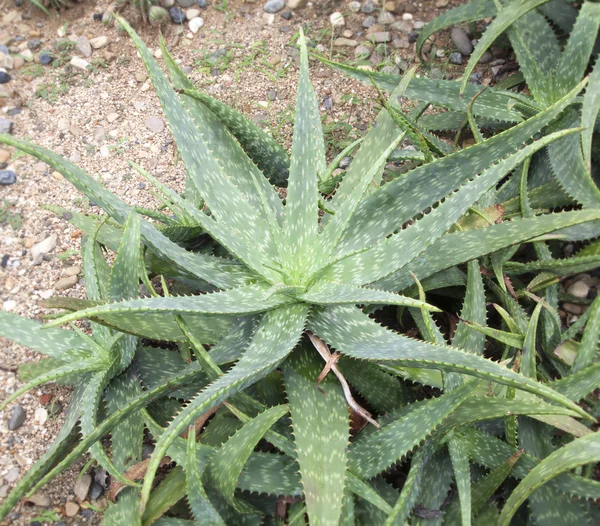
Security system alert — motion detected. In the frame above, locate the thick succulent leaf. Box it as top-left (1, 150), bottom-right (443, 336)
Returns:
top-left (208, 405), bottom-right (288, 511)
top-left (298, 282), bottom-right (439, 310)
top-left (505, 254), bottom-right (600, 276)
top-left (108, 212), bottom-right (141, 302)
top-left (347, 476), bottom-right (393, 515)
top-left (282, 346), bottom-right (349, 526)
top-left (0, 311), bottom-right (93, 359)
top-left (139, 303), bottom-right (309, 511)
top-left (378, 209), bottom-right (600, 292)
top-left (522, 302), bottom-right (543, 379)
top-left (416, 0), bottom-right (496, 61)
top-left (463, 427), bottom-right (600, 500)
top-left (507, 9), bottom-right (560, 104)
top-left (185, 430), bottom-right (225, 524)
top-left (44, 284), bottom-right (291, 329)
top-left (412, 450), bottom-right (453, 526)
top-left (539, 0), bottom-right (578, 32)
top-left (238, 453), bottom-right (302, 497)
top-left (139, 466), bottom-right (187, 525)
top-left (322, 128), bottom-right (581, 286)
top-left (445, 447), bottom-right (522, 523)
top-left (0, 382), bottom-right (86, 521)
top-left (337, 84), bottom-right (582, 255)
top-left (316, 57), bottom-right (522, 123)
top-left (180, 88), bottom-right (289, 187)
top-left (0, 135), bottom-right (254, 289)
top-left (349, 381), bottom-right (475, 478)
top-left (338, 358), bottom-right (407, 413)
top-left (460, 0), bottom-right (550, 96)
top-left (329, 69), bottom-right (411, 210)
top-left (552, 363), bottom-right (600, 401)
top-left (447, 434), bottom-right (472, 526)
top-left (555, 1), bottom-right (600, 100)
top-left (582, 58), bottom-right (600, 172)
top-left (453, 260), bottom-right (486, 357)
top-left (283, 28), bottom-right (324, 276)
top-left (547, 110), bottom-right (600, 209)
top-left (309, 305), bottom-right (591, 419)
top-left (572, 296), bottom-right (600, 373)
top-left (499, 432), bottom-right (600, 526)
top-left (117, 18), bottom-right (278, 272)
top-left (384, 444), bottom-right (433, 526)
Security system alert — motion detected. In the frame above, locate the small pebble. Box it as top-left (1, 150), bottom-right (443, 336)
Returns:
top-left (70, 57), bottom-right (90, 70)
top-left (567, 281), bottom-right (590, 299)
top-left (281, 10), bottom-right (292, 20)
top-left (169, 7), bottom-right (186, 23)
top-left (330, 12), bottom-right (344, 26)
top-left (263, 0), bottom-right (285, 13)
top-left (361, 0), bottom-right (376, 14)
top-left (39, 53), bottom-right (53, 66)
top-left (89, 482), bottom-right (103, 500)
top-left (54, 276), bottom-right (78, 291)
top-left (0, 170), bottom-right (16, 185)
top-left (74, 474), bottom-right (92, 501)
top-left (0, 71), bottom-right (10, 84)
top-left (451, 26), bottom-right (473, 55)
top-left (4, 467), bottom-right (20, 482)
top-left (34, 407), bottom-right (48, 425)
top-left (363, 16), bottom-right (375, 28)
top-left (145, 116), bottom-right (166, 134)
top-left (479, 50), bottom-right (492, 64)
top-left (65, 501), bottom-right (79, 517)
top-left (27, 38), bottom-right (42, 50)
top-left (349, 1), bottom-right (361, 12)
top-left (449, 52), bottom-right (462, 65)
top-left (197, 0), bottom-right (209, 6)
top-left (8, 406), bottom-right (26, 431)
top-left (189, 17), bottom-right (204, 33)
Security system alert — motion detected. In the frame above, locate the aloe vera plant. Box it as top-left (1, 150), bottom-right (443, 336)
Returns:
top-left (1, 18), bottom-right (600, 526)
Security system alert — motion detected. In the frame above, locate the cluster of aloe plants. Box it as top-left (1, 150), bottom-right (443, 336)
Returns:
top-left (0, 5), bottom-right (599, 524)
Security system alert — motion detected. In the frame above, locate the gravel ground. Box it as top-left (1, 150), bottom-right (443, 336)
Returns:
top-left (1, 0), bottom-right (588, 524)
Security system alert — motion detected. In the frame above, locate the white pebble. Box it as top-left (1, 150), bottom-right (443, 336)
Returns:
top-left (189, 17), bottom-right (204, 34)
top-left (330, 12), bottom-right (345, 26)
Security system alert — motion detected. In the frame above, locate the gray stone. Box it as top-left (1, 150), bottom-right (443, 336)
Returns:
top-left (264, 0), bottom-right (285, 13)
top-left (0, 118), bottom-right (13, 134)
top-left (27, 39), bottom-right (42, 50)
top-left (408, 31), bottom-right (419, 43)
top-left (89, 482), bottom-right (103, 501)
top-left (54, 276), bottom-right (78, 291)
top-left (27, 493), bottom-right (50, 507)
top-left (468, 71), bottom-right (483, 84)
top-left (176, 0), bottom-right (195, 7)
top-left (145, 116), bottom-right (166, 134)
top-left (449, 52), bottom-right (462, 65)
top-left (0, 46), bottom-right (8, 55)
top-left (169, 6), bottom-right (186, 23)
top-left (7, 406), bottom-right (25, 430)
top-left (377, 10), bottom-right (395, 25)
top-left (0, 170), bottom-right (16, 185)
top-left (39, 53), bottom-right (53, 66)
top-left (197, 0), bottom-right (209, 6)
top-left (361, 0), bottom-right (376, 14)
top-left (370, 32), bottom-right (391, 43)
top-left (4, 467), bottom-right (20, 483)
top-left (30, 234), bottom-right (57, 260)
top-left (451, 27), bottom-right (473, 55)
top-left (75, 36), bottom-right (92, 58)
top-left (391, 20), bottom-right (412, 34)
top-left (0, 72), bottom-right (10, 84)
top-left (382, 65), bottom-right (400, 75)
top-left (392, 38), bottom-right (409, 49)
top-left (478, 50), bottom-right (492, 64)
top-left (339, 156), bottom-right (352, 169)
top-left (362, 16), bottom-right (375, 28)
top-left (334, 38), bottom-right (358, 47)
top-left (74, 474), bottom-right (92, 501)
top-left (355, 45), bottom-right (372, 59)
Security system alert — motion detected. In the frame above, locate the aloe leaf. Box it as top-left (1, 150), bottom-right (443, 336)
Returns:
top-left (338, 82), bottom-right (583, 256)
top-left (384, 443), bottom-right (433, 525)
top-left (309, 305), bottom-right (591, 419)
top-left (346, 476), bottom-right (393, 515)
top-left (505, 254), bottom-right (600, 276)
top-left (0, 311), bottom-right (93, 359)
top-left (552, 362), bottom-right (600, 401)
top-left (499, 432), bottom-right (600, 525)
top-left (0, 359), bottom-right (102, 411)
top-left (322, 128), bottom-right (582, 286)
top-left (180, 87), bottom-right (289, 187)
top-left (462, 321), bottom-right (524, 348)
top-left (139, 303), bottom-right (309, 512)
top-left (445, 447), bottom-right (522, 523)
top-left (412, 450), bottom-right (453, 526)
top-left (582, 58), bottom-right (600, 172)
top-left (44, 284), bottom-right (292, 329)
top-left (338, 358), bottom-right (408, 413)
top-left (555, 1), bottom-right (600, 99)
top-left (349, 382), bottom-right (475, 479)
top-left (507, 9), bottom-right (560, 104)
top-left (238, 453), bottom-right (302, 497)
top-left (378, 209), bottom-right (600, 292)
top-left (547, 110), bottom-right (600, 209)
top-left (0, 135), bottom-right (254, 289)
top-left (316, 57), bottom-right (522, 123)
top-left (107, 212), bottom-right (142, 302)
top-left (283, 28), bottom-right (324, 276)
top-left (185, 430), bottom-right (225, 524)
top-left (447, 434), bottom-right (472, 526)
top-left (208, 405), bottom-right (288, 511)
top-left (298, 282), bottom-right (439, 310)
top-left (118, 19), bottom-right (279, 269)
top-left (571, 296), bottom-right (600, 373)
top-left (521, 302), bottom-right (543, 379)
top-left (282, 346), bottom-right (349, 526)
top-left (460, 0), bottom-right (550, 96)
top-left (454, 260), bottom-right (486, 357)
top-left (463, 427), bottom-right (600, 500)
top-left (416, 0), bottom-right (496, 61)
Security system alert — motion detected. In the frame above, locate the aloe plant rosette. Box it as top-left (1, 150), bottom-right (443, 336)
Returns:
top-left (1, 19), bottom-right (600, 525)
